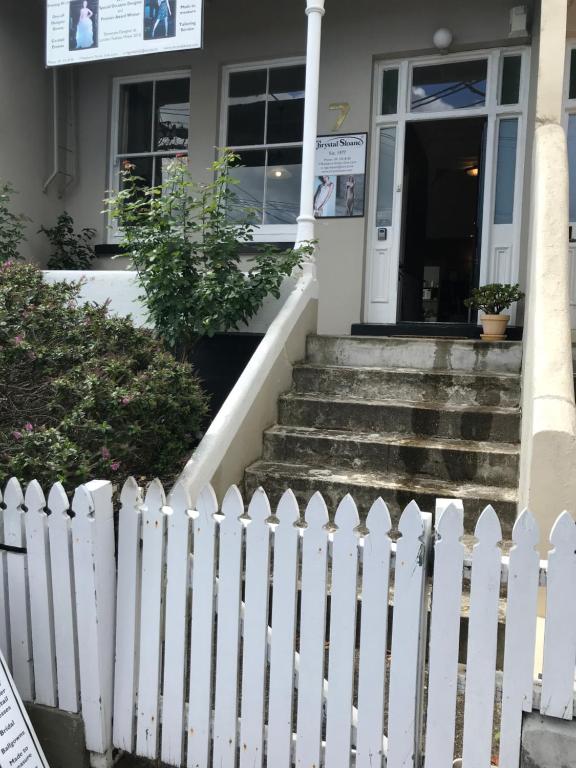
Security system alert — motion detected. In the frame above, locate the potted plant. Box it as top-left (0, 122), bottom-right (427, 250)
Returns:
top-left (464, 283), bottom-right (525, 340)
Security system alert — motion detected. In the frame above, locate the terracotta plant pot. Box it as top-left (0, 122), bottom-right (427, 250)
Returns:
top-left (480, 313), bottom-right (510, 341)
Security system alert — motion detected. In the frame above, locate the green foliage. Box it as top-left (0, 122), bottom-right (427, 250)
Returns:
top-left (0, 262), bottom-right (207, 487)
top-left (40, 211), bottom-right (97, 270)
top-left (0, 183), bottom-right (28, 263)
top-left (464, 283), bottom-right (525, 315)
top-left (105, 151), bottom-right (313, 355)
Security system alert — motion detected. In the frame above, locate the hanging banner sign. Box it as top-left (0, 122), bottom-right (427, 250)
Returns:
top-left (0, 653), bottom-right (50, 768)
top-left (313, 133), bottom-right (368, 219)
top-left (46, 0), bottom-right (203, 67)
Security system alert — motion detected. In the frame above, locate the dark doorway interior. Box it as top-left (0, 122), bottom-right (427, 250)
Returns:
top-left (398, 117), bottom-right (486, 323)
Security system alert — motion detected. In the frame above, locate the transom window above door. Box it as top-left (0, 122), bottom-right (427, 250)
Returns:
top-left (411, 59), bottom-right (488, 112)
top-left (223, 61), bottom-right (305, 229)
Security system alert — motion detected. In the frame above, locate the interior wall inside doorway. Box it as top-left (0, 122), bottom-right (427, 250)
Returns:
top-left (399, 117), bottom-right (486, 323)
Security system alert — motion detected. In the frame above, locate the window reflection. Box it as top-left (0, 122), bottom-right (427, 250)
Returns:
top-left (411, 60), bottom-right (487, 112)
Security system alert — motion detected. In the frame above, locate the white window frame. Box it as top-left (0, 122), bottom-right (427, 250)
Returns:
top-left (219, 56), bottom-right (306, 243)
top-left (108, 70), bottom-right (192, 243)
top-left (562, 40), bottom-right (576, 327)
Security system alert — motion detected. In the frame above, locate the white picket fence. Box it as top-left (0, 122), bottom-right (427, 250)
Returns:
top-left (0, 476), bottom-right (575, 768)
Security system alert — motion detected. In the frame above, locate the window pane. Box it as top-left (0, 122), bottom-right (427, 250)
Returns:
top-left (494, 118), bottom-right (518, 224)
top-left (119, 82), bottom-right (153, 154)
top-left (381, 69), bottom-right (399, 115)
top-left (375, 126), bottom-right (396, 227)
top-left (267, 65), bottom-right (305, 144)
top-left (265, 147), bottom-right (302, 224)
top-left (568, 115), bottom-right (576, 221)
top-left (227, 70), bottom-right (267, 146)
top-left (154, 79), bottom-right (190, 152)
top-left (155, 155), bottom-right (188, 192)
top-left (570, 49), bottom-right (576, 100)
top-left (228, 150), bottom-right (266, 224)
top-left (500, 56), bottom-right (521, 105)
top-left (411, 60), bottom-right (487, 112)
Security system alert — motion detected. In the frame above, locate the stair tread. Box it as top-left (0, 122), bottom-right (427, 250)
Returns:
top-left (246, 459), bottom-right (518, 501)
top-left (294, 362), bottom-right (521, 380)
top-left (265, 425), bottom-right (520, 455)
top-left (313, 333), bottom-right (522, 347)
top-left (280, 391), bottom-right (520, 415)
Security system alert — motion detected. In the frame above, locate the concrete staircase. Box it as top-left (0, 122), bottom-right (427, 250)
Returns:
top-left (244, 335), bottom-right (523, 535)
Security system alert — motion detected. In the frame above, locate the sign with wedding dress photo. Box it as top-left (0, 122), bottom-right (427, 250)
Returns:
top-left (46, 0), bottom-right (203, 67)
top-left (313, 133), bottom-right (367, 219)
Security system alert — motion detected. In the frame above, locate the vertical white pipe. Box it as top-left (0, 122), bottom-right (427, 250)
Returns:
top-left (295, 0), bottom-right (325, 262)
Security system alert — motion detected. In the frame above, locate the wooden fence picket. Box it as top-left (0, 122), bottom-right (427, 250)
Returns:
top-left (187, 484), bottom-right (218, 768)
top-left (136, 480), bottom-right (167, 759)
top-left (24, 481), bottom-right (57, 707)
top-left (424, 503), bottom-right (465, 768)
top-left (161, 482), bottom-right (193, 766)
top-left (0, 487), bottom-right (10, 669)
top-left (266, 489), bottom-right (300, 768)
top-left (4, 477), bottom-right (33, 700)
top-left (356, 498), bottom-right (392, 768)
top-left (541, 511), bottom-right (576, 719)
top-left (295, 492), bottom-right (329, 768)
top-left (324, 495), bottom-right (360, 768)
top-left (212, 485), bottom-right (244, 768)
top-left (47, 482), bottom-right (79, 714)
top-left (461, 506), bottom-right (502, 768)
top-left (240, 488), bottom-right (272, 768)
top-left (113, 478), bottom-right (143, 752)
top-left (499, 509), bottom-right (540, 766)
top-left (386, 501), bottom-right (431, 768)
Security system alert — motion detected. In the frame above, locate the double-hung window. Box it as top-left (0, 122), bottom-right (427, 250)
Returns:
top-left (222, 60), bottom-right (305, 239)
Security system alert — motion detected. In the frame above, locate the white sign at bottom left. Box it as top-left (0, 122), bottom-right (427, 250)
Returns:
top-left (0, 654), bottom-right (49, 768)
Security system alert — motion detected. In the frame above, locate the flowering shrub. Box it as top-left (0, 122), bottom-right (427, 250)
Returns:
top-left (0, 183), bottom-right (28, 263)
top-left (0, 262), bottom-right (207, 487)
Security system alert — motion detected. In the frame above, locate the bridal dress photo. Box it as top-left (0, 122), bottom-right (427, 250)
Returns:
top-left (76, 7), bottom-right (94, 49)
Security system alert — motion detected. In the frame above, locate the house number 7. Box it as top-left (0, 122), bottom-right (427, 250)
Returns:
top-left (329, 103), bottom-right (351, 132)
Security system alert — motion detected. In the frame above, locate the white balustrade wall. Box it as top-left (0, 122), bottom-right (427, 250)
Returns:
top-left (0, 476), bottom-right (575, 768)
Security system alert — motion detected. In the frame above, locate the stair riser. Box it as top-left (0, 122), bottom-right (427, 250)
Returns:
top-left (307, 336), bottom-right (522, 374)
top-left (263, 432), bottom-right (519, 486)
top-left (243, 471), bottom-right (515, 537)
top-left (293, 366), bottom-right (520, 408)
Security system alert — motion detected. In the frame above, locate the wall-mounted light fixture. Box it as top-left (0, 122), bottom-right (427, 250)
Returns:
top-left (433, 27), bottom-right (453, 52)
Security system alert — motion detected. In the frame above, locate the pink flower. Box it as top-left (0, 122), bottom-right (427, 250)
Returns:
top-left (12, 431), bottom-right (22, 440)
top-left (1, 260), bottom-right (14, 270)
top-left (101, 446), bottom-right (111, 460)
top-left (121, 396), bottom-right (132, 406)
top-left (24, 422), bottom-right (33, 432)
top-left (13, 335), bottom-right (24, 345)
top-left (111, 461), bottom-right (121, 472)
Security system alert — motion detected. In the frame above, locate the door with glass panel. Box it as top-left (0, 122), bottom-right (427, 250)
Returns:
top-left (365, 49), bottom-right (528, 325)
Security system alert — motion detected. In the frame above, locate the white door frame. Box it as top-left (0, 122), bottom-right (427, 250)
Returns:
top-left (562, 40), bottom-right (576, 328)
top-left (364, 46), bottom-right (530, 324)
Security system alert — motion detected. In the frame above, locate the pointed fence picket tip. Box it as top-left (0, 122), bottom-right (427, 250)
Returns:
top-left (143, 478), bottom-right (167, 511)
top-left (365, 497), bottom-right (392, 536)
top-left (304, 490), bottom-right (329, 527)
top-left (436, 502), bottom-right (464, 540)
top-left (247, 486), bottom-right (271, 524)
top-left (512, 508), bottom-right (539, 547)
top-left (276, 488), bottom-right (300, 525)
top-left (397, 499), bottom-right (424, 537)
top-left (47, 482), bottom-right (70, 515)
top-left (168, 480), bottom-right (192, 515)
top-left (120, 476), bottom-right (141, 507)
top-left (4, 477), bottom-right (24, 507)
top-left (218, 484), bottom-right (244, 525)
top-left (197, 482), bottom-right (218, 513)
top-left (334, 493), bottom-right (360, 530)
top-left (71, 485), bottom-right (94, 519)
top-left (473, 505), bottom-right (502, 546)
top-left (24, 480), bottom-right (46, 513)
top-left (549, 510), bottom-right (576, 548)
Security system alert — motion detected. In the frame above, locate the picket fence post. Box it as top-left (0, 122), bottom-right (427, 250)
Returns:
top-left (0, 486), bottom-right (10, 669)
top-left (72, 480), bottom-right (116, 767)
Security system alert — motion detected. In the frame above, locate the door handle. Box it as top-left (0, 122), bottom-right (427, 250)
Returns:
top-left (377, 227), bottom-right (388, 241)
top-left (570, 226), bottom-right (576, 243)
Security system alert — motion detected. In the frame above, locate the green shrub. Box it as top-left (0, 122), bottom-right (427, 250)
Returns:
top-left (40, 211), bottom-right (97, 269)
top-left (464, 283), bottom-right (525, 315)
top-left (0, 262), bottom-right (207, 487)
top-left (0, 183), bottom-right (28, 263)
top-left (105, 151), bottom-right (313, 357)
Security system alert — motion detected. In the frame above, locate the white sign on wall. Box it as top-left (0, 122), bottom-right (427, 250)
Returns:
top-left (46, 0), bottom-right (203, 67)
top-left (0, 653), bottom-right (50, 768)
top-left (314, 133), bottom-right (367, 218)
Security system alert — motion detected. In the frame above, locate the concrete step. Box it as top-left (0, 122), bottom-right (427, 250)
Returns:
top-left (262, 426), bottom-right (519, 486)
top-left (278, 393), bottom-right (521, 443)
top-left (293, 363), bottom-right (521, 408)
top-left (244, 460), bottom-right (517, 536)
top-left (306, 335), bottom-right (523, 374)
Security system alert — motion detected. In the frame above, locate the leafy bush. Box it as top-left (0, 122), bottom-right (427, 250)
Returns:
top-left (0, 262), bottom-right (207, 487)
top-left (0, 183), bottom-right (28, 263)
top-left (105, 151), bottom-right (312, 357)
top-left (464, 283), bottom-right (525, 315)
top-left (40, 211), bottom-right (97, 269)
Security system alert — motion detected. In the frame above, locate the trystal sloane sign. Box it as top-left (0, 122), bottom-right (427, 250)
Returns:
top-left (0, 653), bottom-right (49, 768)
top-left (46, 0), bottom-right (203, 67)
top-left (313, 133), bottom-right (367, 218)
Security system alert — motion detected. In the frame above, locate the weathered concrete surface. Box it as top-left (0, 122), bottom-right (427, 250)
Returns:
top-left (25, 703), bottom-right (90, 768)
top-left (521, 712), bottom-right (576, 768)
